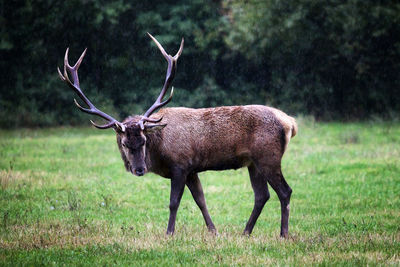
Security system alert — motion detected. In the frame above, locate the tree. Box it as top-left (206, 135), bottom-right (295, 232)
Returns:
top-left (224, 0), bottom-right (400, 119)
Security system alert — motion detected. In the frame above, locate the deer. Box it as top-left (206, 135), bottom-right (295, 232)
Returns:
top-left (57, 33), bottom-right (297, 238)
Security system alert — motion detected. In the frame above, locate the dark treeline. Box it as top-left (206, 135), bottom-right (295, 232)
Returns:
top-left (1, 0), bottom-right (399, 127)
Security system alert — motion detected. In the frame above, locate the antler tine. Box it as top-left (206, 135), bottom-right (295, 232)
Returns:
top-left (146, 33), bottom-right (174, 104)
top-left (147, 33), bottom-right (169, 60)
top-left (157, 86), bottom-right (174, 107)
top-left (140, 86), bottom-right (174, 123)
top-left (140, 34), bottom-right (183, 126)
top-left (147, 33), bottom-right (184, 62)
top-left (142, 116), bottom-right (164, 123)
top-left (58, 48), bottom-right (124, 130)
top-left (66, 48), bottom-right (87, 87)
top-left (90, 120), bottom-right (121, 130)
top-left (174, 38), bottom-right (184, 60)
top-left (62, 48), bottom-right (90, 107)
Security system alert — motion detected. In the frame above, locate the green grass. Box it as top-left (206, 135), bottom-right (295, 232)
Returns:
top-left (1, 121), bottom-right (399, 266)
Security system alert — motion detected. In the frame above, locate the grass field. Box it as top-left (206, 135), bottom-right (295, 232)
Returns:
top-left (1, 119), bottom-right (399, 266)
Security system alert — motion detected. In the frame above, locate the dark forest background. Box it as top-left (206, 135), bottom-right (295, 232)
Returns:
top-left (1, 0), bottom-right (399, 127)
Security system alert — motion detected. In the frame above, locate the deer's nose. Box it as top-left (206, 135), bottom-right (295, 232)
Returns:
top-left (135, 167), bottom-right (145, 176)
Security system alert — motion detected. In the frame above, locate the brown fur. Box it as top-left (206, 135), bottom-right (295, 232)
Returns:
top-left (116, 104), bottom-right (297, 237)
top-left (144, 105), bottom-right (293, 175)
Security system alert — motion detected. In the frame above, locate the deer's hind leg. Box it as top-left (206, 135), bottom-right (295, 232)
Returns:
top-left (266, 169), bottom-right (292, 238)
top-left (243, 164), bottom-right (270, 235)
top-left (247, 156), bottom-right (292, 238)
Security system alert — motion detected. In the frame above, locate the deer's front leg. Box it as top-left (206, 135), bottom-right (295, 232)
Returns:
top-left (186, 173), bottom-right (216, 233)
top-left (166, 173), bottom-right (187, 235)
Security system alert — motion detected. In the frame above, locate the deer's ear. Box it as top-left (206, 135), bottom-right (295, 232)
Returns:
top-left (144, 124), bottom-right (166, 134)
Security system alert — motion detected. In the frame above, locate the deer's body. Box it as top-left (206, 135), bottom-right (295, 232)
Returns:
top-left (59, 34), bottom-right (297, 238)
top-left (120, 105), bottom-right (297, 178)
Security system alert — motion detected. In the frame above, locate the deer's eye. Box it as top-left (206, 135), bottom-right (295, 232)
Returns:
top-left (122, 143), bottom-right (127, 148)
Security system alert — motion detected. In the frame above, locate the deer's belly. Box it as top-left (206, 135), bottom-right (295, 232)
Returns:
top-left (194, 152), bottom-right (252, 173)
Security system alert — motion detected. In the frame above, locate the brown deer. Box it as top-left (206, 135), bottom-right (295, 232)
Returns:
top-left (58, 33), bottom-right (297, 238)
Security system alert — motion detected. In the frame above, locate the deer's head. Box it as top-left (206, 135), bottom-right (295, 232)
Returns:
top-left (58, 33), bottom-right (184, 176)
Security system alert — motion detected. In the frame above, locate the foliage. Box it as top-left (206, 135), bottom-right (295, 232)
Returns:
top-left (0, 0), bottom-right (227, 127)
top-left (1, 1), bottom-right (400, 127)
top-left (224, 0), bottom-right (400, 119)
top-left (0, 122), bottom-right (399, 264)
